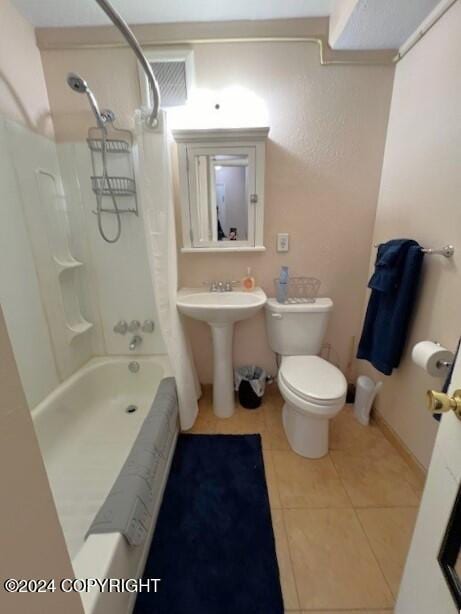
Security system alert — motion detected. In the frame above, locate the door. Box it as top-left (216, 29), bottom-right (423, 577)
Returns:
top-left (216, 183), bottom-right (226, 237)
top-left (396, 351), bottom-right (461, 613)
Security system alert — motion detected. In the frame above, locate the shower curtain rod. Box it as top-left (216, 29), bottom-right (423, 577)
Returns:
top-left (94, 0), bottom-right (161, 127)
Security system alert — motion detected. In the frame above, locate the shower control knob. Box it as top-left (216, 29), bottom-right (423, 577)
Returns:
top-left (142, 320), bottom-right (155, 333)
top-left (113, 320), bottom-right (128, 335)
top-left (128, 320), bottom-right (141, 332)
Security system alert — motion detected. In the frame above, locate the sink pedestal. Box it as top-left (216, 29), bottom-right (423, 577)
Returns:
top-left (176, 287), bottom-right (267, 419)
top-left (210, 323), bottom-right (235, 418)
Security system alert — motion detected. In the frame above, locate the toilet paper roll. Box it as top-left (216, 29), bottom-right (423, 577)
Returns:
top-left (411, 341), bottom-right (454, 376)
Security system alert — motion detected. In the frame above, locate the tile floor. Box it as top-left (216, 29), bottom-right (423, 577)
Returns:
top-left (189, 384), bottom-right (424, 613)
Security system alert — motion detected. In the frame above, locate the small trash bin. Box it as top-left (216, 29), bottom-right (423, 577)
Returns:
top-left (354, 375), bottom-right (382, 426)
top-left (234, 366), bottom-right (267, 409)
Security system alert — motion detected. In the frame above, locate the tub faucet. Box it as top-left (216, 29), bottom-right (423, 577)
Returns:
top-left (129, 335), bottom-right (142, 351)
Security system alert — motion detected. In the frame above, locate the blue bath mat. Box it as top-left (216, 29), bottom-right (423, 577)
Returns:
top-left (133, 434), bottom-right (284, 614)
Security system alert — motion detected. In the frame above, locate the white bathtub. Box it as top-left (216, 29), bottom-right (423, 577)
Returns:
top-left (32, 355), bottom-right (178, 614)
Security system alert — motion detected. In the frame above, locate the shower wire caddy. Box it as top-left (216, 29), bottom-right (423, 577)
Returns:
top-left (273, 276), bottom-right (321, 304)
top-left (87, 123), bottom-right (138, 216)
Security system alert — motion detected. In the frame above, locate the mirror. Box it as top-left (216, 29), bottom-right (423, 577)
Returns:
top-left (173, 127), bottom-right (269, 252)
top-left (194, 153), bottom-right (249, 244)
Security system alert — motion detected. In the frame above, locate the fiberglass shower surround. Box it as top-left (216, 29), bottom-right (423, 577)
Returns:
top-left (64, 0), bottom-right (199, 429)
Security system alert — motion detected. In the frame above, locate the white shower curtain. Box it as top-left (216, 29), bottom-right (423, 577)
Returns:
top-left (135, 111), bottom-right (200, 430)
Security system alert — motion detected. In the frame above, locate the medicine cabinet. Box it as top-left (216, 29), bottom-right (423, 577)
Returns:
top-left (173, 127), bottom-right (269, 252)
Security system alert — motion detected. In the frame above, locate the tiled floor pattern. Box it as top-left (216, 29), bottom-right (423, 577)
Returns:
top-left (189, 384), bottom-right (424, 613)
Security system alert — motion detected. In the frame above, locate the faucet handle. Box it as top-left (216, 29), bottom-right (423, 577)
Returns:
top-left (113, 320), bottom-right (128, 334)
top-left (224, 280), bottom-right (240, 291)
top-left (141, 320), bottom-right (155, 333)
top-left (128, 320), bottom-right (140, 332)
top-left (203, 280), bottom-right (218, 292)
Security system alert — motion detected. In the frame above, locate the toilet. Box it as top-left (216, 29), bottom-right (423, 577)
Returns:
top-left (265, 298), bottom-right (347, 458)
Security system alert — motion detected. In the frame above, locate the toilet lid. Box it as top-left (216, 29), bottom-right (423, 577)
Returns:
top-left (279, 356), bottom-right (347, 404)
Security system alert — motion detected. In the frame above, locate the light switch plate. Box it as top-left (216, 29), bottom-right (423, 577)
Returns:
top-left (277, 233), bottom-right (289, 252)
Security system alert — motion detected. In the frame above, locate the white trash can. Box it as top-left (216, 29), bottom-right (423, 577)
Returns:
top-left (354, 376), bottom-right (382, 426)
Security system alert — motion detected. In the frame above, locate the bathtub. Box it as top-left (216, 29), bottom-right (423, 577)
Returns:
top-left (32, 355), bottom-right (178, 614)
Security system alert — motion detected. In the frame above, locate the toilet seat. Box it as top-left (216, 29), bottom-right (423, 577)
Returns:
top-left (279, 355), bottom-right (347, 407)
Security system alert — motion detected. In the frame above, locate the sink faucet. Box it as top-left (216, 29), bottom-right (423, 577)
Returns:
top-left (129, 335), bottom-right (142, 351)
top-left (205, 280), bottom-right (240, 292)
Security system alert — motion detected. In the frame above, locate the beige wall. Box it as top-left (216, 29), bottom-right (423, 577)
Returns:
top-left (40, 38), bottom-right (394, 383)
top-left (0, 307), bottom-right (82, 613)
top-left (0, 0), bottom-right (53, 138)
top-left (358, 1), bottom-right (461, 469)
top-left (178, 42), bottom-right (394, 381)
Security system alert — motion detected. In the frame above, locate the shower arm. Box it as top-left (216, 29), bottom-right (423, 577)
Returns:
top-left (94, 0), bottom-right (161, 128)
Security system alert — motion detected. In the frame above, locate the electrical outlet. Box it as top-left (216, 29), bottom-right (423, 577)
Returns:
top-left (277, 233), bottom-right (289, 252)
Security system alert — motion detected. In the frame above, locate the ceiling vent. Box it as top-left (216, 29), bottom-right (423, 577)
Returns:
top-left (139, 49), bottom-right (194, 110)
top-left (150, 60), bottom-right (188, 108)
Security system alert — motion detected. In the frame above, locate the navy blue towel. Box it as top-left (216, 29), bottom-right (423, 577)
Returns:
top-left (357, 239), bottom-right (424, 375)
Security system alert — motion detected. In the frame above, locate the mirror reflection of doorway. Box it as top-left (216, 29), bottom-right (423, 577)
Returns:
top-left (216, 183), bottom-right (227, 240)
top-left (214, 162), bottom-right (248, 241)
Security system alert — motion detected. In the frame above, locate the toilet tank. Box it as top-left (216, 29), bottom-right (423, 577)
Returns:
top-left (265, 298), bottom-right (333, 356)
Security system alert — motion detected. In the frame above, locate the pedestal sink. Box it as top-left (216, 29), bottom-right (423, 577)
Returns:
top-left (177, 287), bottom-right (267, 417)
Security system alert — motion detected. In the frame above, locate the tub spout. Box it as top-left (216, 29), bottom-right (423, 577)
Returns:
top-left (129, 335), bottom-right (142, 351)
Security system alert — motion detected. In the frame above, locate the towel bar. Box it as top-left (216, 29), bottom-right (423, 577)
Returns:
top-left (373, 243), bottom-right (455, 258)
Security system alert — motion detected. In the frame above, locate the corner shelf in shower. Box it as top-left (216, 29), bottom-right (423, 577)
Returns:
top-left (53, 256), bottom-right (84, 276)
top-left (52, 257), bottom-right (93, 342)
top-left (66, 319), bottom-right (94, 344)
top-left (34, 168), bottom-right (94, 346)
top-left (56, 262), bottom-right (94, 343)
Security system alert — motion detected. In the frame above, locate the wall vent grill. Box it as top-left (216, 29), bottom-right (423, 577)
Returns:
top-left (150, 61), bottom-right (188, 107)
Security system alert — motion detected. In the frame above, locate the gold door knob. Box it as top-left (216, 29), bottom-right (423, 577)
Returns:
top-left (427, 389), bottom-right (461, 419)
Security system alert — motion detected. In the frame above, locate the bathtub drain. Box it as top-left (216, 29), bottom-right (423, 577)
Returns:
top-left (129, 361), bottom-right (140, 373)
top-left (126, 405), bottom-right (138, 414)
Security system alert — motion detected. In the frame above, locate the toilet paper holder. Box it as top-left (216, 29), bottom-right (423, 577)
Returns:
top-left (433, 342), bottom-right (453, 371)
top-left (412, 340), bottom-right (454, 377)
top-left (436, 359), bottom-right (453, 369)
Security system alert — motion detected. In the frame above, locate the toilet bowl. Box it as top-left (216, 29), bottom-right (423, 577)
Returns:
top-left (278, 355), bottom-right (347, 458)
top-left (265, 297), bottom-right (347, 458)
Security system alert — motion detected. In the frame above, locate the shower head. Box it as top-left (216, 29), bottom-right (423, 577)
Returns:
top-left (66, 72), bottom-right (111, 130)
top-left (67, 73), bottom-right (89, 94)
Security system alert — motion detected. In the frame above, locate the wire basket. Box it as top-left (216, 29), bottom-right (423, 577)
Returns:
top-left (87, 138), bottom-right (131, 154)
top-left (91, 176), bottom-right (136, 197)
top-left (273, 276), bottom-right (321, 304)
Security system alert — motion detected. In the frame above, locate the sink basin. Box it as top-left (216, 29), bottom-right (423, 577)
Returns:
top-left (177, 287), bottom-right (266, 324)
top-left (177, 287), bottom-right (267, 418)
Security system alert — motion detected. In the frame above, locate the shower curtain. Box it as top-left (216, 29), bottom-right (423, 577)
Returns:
top-left (135, 111), bottom-right (200, 430)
